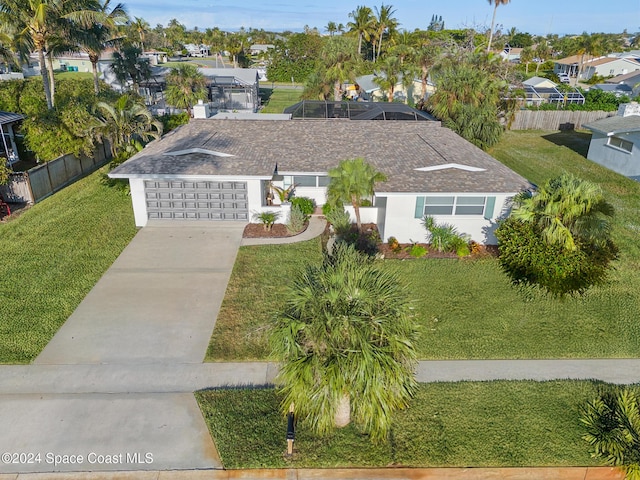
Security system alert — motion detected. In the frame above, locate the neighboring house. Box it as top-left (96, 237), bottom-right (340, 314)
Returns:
top-left (354, 73), bottom-right (430, 103)
top-left (591, 83), bottom-right (634, 97)
top-left (108, 120), bottom-right (530, 244)
top-left (0, 72), bottom-right (24, 81)
top-left (584, 102), bottom-right (640, 181)
top-left (500, 46), bottom-right (522, 62)
top-left (184, 44), bottom-right (210, 57)
top-left (521, 76), bottom-right (585, 106)
top-left (554, 54), bottom-right (640, 81)
top-left (199, 68), bottom-right (261, 112)
top-left (606, 70), bottom-right (640, 97)
top-left (0, 110), bottom-right (24, 166)
top-left (249, 44), bottom-right (274, 55)
top-left (142, 50), bottom-right (168, 66)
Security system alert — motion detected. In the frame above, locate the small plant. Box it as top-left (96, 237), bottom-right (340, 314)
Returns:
top-left (286, 204), bottom-right (306, 234)
top-left (291, 196), bottom-right (315, 217)
top-left (409, 244), bottom-right (427, 258)
top-left (272, 184), bottom-right (296, 203)
top-left (387, 236), bottom-right (401, 253)
top-left (422, 216), bottom-right (470, 254)
top-left (325, 205), bottom-right (352, 237)
top-left (252, 210), bottom-right (280, 231)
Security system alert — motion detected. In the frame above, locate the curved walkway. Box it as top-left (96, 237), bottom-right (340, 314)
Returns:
top-left (240, 216), bottom-right (326, 246)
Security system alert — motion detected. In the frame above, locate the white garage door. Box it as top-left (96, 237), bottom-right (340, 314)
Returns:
top-left (145, 180), bottom-right (249, 221)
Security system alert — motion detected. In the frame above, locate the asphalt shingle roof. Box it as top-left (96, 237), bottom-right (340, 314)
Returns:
top-left (110, 120), bottom-right (531, 194)
top-left (584, 115), bottom-right (640, 134)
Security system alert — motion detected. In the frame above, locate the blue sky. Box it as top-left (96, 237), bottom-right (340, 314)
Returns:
top-left (123, 0), bottom-right (639, 36)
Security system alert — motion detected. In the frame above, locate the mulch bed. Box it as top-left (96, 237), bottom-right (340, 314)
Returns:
top-left (242, 222), bottom-right (308, 238)
top-left (379, 242), bottom-right (499, 259)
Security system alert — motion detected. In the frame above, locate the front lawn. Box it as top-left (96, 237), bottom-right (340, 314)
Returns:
top-left (207, 130), bottom-right (640, 361)
top-left (196, 380), bottom-right (602, 468)
top-left (0, 170), bottom-right (136, 363)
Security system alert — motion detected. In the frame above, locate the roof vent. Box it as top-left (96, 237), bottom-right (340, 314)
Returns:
top-left (164, 148), bottom-right (234, 157)
top-left (414, 163), bottom-right (486, 172)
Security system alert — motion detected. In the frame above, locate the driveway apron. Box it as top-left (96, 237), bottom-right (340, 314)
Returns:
top-left (0, 221), bottom-right (245, 474)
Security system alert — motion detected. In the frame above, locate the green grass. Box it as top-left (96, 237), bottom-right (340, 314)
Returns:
top-left (0, 170), bottom-right (137, 363)
top-left (54, 71), bottom-right (94, 80)
top-left (206, 239), bottom-right (323, 361)
top-left (196, 380), bottom-right (603, 468)
top-left (207, 130), bottom-right (640, 361)
top-left (260, 88), bottom-right (302, 114)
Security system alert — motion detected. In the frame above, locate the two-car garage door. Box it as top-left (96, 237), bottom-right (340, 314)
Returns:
top-left (145, 180), bottom-right (249, 221)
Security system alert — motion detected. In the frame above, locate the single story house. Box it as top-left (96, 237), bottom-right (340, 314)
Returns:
top-left (605, 70), bottom-right (640, 97)
top-left (521, 77), bottom-right (585, 106)
top-left (354, 74), bottom-right (431, 104)
top-left (142, 50), bottom-right (168, 66)
top-left (249, 44), bottom-right (274, 55)
top-left (590, 83), bottom-right (634, 97)
top-left (584, 102), bottom-right (640, 181)
top-left (500, 46), bottom-right (522, 62)
top-left (109, 120), bottom-right (531, 244)
top-left (554, 55), bottom-right (640, 81)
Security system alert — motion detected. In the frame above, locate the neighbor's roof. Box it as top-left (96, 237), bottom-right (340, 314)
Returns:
top-left (523, 76), bottom-right (557, 88)
top-left (592, 84), bottom-right (633, 93)
top-left (554, 55), bottom-right (640, 67)
top-left (197, 68), bottom-right (259, 85)
top-left (584, 115), bottom-right (640, 135)
top-left (110, 120), bottom-right (530, 194)
top-left (0, 111), bottom-right (24, 125)
top-left (606, 70), bottom-right (640, 84)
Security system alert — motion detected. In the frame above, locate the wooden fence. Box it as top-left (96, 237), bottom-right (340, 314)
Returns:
top-left (0, 142), bottom-right (110, 205)
top-left (509, 110), bottom-right (616, 131)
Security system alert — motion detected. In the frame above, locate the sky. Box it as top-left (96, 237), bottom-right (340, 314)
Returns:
top-left (122, 0), bottom-right (640, 36)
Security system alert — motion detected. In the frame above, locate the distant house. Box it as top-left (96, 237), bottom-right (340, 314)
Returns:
top-left (249, 44), bottom-right (274, 55)
top-left (605, 70), bottom-right (640, 97)
top-left (108, 119), bottom-right (531, 245)
top-left (521, 76), bottom-right (585, 106)
top-left (199, 68), bottom-right (260, 112)
top-left (142, 50), bottom-right (168, 66)
top-left (584, 102), bottom-right (640, 181)
top-left (554, 55), bottom-right (640, 81)
top-left (500, 46), bottom-right (522, 62)
top-left (354, 73), bottom-right (431, 103)
top-left (184, 44), bottom-right (210, 57)
top-left (591, 83), bottom-right (634, 97)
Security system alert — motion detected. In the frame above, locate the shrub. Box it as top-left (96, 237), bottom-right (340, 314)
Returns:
top-left (159, 112), bottom-right (189, 133)
top-left (290, 196), bottom-right (315, 216)
top-left (325, 205), bottom-right (352, 237)
top-left (409, 244), bottom-right (427, 258)
top-left (286, 204), bottom-right (306, 234)
top-left (387, 236), bottom-right (401, 253)
top-left (252, 211), bottom-right (280, 231)
top-left (495, 217), bottom-right (618, 296)
top-left (422, 216), bottom-right (470, 253)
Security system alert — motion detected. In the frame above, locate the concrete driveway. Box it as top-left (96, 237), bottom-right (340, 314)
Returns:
top-left (35, 221), bottom-right (246, 365)
top-left (1, 221), bottom-right (245, 474)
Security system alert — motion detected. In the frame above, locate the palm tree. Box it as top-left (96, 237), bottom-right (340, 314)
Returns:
top-left (90, 93), bottom-right (162, 160)
top-left (412, 40), bottom-right (442, 101)
top-left (347, 5), bottom-right (374, 57)
top-left (327, 157), bottom-right (387, 231)
top-left (110, 44), bottom-right (150, 92)
top-left (323, 37), bottom-right (361, 101)
top-left (271, 242), bottom-right (418, 442)
top-left (325, 21), bottom-right (337, 37)
top-left (581, 388), bottom-right (640, 479)
top-left (373, 3), bottom-right (398, 62)
top-left (0, 0), bottom-right (104, 109)
top-left (164, 64), bottom-right (207, 116)
top-left (511, 173), bottom-right (615, 251)
top-left (486, 0), bottom-right (511, 52)
top-left (374, 55), bottom-right (402, 102)
top-left (0, 31), bottom-right (18, 70)
top-left (76, 0), bottom-right (128, 94)
top-left (520, 45), bottom-right (534, 74)
top-left (131, 16), bottom-right (148, 51)
top-left (534, 41), bottom-right (551, 74)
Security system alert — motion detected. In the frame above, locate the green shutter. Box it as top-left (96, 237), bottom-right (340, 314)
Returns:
top-left (484, 196), bottom-right (496, 220)
top-left (414, 196), bottom-right (425, 219)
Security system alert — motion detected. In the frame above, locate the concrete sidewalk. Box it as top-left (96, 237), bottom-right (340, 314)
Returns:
top-left (241, 216), bottom-right (326, 246)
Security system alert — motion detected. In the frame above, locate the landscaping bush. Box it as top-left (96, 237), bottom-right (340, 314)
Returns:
top-left (290, 196), bottom-right (315, 217)
top-left (422, 216), bottom-right (470, 254)
top-left (325, 205), bottom-right (352, 237)
top-left (159, 112), bottom-right (189, 133)
top-left (286, 204), bottom-right (306, 234)
top-left (495, 217), bottom-right (618, 296)
top-left (252, 211), bottom-right (280, 231)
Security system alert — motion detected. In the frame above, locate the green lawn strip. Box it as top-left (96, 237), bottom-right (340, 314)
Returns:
top-left (196, 380), bottom-right (601, 468)
top-left (0, 171), bottom-right (136, 363)
top-left (205, 239), bottom-right (323, 361)
top-left (260, 88), bottom-right (302, 114)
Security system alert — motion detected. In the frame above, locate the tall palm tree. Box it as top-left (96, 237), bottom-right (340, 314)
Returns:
top-left (76, 0), bottom-right (128, 94)
top-left (0, 0), bottom-right (102, 109)
top-left (581, 388), bottom-right (640, 480)
top-left (0, 31), bottom-right (18, 70)
top-left (486, 0), bottom-right (511, 52)
top-left (374, 55), bottom-right (402, 102)
top-left (90, 93), bottom-right (162, 160)
top-left (412, 40), bottom-right (442, 101)
top-left (321, 35), bottom-right (360, 101)
top-left (130, 16), bottom-right (148, 51)
top-left (271, 242), bottom-right (418, 442)
top-left (373, 3), bottom-right (398, 62)
top-left (327, 157), bottom-right (387, 231)
top-left (511, 173), bottom-right (615, 251)
top-left (164, 64), bottom-right (207, 116)
top-left (325, 21), bottom-right (337, 37)
top-left (347, 5), bottom-right (374, 57)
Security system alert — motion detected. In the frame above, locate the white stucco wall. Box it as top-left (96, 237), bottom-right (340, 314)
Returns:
top-left (292, 186), bottom-right (327, 206)
top-left (379, 193), bottom-right (515, 245)
top-left (586, 131), bottom-right (640, 179)
top-left (344, 206), bottom-right (379, 225)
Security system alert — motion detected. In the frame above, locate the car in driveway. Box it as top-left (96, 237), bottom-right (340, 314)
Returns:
top-left (557, 73), bottom-right (571, 84)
